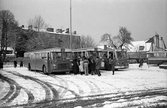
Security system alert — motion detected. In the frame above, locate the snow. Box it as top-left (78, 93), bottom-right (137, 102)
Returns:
top-left (0, 63), bottom-right (167, 107)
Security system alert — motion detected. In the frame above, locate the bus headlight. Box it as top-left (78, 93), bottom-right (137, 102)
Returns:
top-left (53, 64), bottom-right (57, 69)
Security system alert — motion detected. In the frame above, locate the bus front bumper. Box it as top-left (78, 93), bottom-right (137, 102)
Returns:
top-left (115, 65), bottom-right (129, 69)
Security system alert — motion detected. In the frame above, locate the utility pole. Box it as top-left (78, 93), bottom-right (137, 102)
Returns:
top-left (70, 0), bottom-right (72, 49)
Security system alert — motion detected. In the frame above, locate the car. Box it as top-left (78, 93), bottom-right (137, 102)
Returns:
top-left (159, 62), bottom-right (167, 69)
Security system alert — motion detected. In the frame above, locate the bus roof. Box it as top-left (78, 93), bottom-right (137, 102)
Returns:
top-left (24, 47), bottom-right (72, 54)
top-left (72, 47), bottom-right (103, 52)
top-left (147, 51), bottom-right (167, 53)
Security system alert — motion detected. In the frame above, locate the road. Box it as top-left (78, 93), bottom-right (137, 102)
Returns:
top-left (0, 64), bottom-right (167, 108)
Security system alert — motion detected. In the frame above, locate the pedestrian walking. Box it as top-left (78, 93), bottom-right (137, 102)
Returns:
top-left (109, 58), bottom-right (115, 75)
top-left (20, 61), bottom-right (23, 67)
top-left (139, 58), bottom-right (143, 67)
top-left (83, 57), bottom-right (89, 76)
top-left (14, 60), bottom-right (17, 68)
top-left (0, 58), bottom-right (3, 70)
top-left (95, 57), bottom-right (101, 76)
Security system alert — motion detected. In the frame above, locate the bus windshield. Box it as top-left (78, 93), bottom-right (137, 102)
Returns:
top-left (116, 51), bottom-right (127, 59)
top-left (52, 52), bottom-right (61, 60)
top-left (52, 52), bottom-right (72, 60)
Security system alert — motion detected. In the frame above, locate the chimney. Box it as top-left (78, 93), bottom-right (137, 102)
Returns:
top-left (46, 28), bottom-right (54, 32)
top-left (155, 34), bottom-right (159, 48)
top-left (104, 45), bottom-right (107, 50)
top-left (28, 25), bottom-right (33, 30)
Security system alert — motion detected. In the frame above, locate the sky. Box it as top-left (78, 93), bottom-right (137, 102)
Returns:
top-left (0, 0), bottom-right (167, 45)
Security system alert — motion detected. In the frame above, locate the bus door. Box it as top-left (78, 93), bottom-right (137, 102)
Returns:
top-left (47, 52), bottom-right (51, 73)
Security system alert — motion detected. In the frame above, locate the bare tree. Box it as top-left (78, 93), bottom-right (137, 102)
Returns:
top-left (28, 15), bottom-right (48, 32)
top-left (80, 35), bottom-right (96, 48)
top-left (0, 10), bottom-right (17, 61)
top-left (101, 27), bottom-right (134, 50)
top-left (117, 27), bottom-right (134, 49)
top-left (100, 33), bottom-right (117, 49)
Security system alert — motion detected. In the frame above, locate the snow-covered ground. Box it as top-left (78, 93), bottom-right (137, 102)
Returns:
top-left (0, 63), bottom-right (167, 107)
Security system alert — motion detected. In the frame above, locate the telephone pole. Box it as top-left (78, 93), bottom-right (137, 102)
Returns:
top-left (70, 0), bottom-right (72, 49)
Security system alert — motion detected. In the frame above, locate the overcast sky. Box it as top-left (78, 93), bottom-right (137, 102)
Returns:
top-left (0, 0), bottom-right (166, 45)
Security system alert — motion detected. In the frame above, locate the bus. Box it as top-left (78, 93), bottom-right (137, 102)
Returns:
top-left (24, 47), bottom-right (73, 74)
top-left (71, 47), bottom-right (129, 70)
top-left (0, 47), bottom-right (16, 62)
top-left (147, 51), bottom-right (167, 65)
top-left (127, 51), bottom-right (147, 63)
top-left (102, 49), bottom-right (129, 70)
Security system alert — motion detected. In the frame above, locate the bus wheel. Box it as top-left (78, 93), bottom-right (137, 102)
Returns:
top-left (43, 66), bottom-right (47, 74)
top-left (28, 64), bottom-right (31, 71)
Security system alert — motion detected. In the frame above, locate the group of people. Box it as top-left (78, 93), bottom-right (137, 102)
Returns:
top-left (72, 56), bottom-right (102, 76)
top-left (13, 60), bottom-right (23, 68)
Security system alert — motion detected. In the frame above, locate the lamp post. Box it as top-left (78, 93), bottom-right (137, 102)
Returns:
top-left (70, 0), bottom-right (72, 49)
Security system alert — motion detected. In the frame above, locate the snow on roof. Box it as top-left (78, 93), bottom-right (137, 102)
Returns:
top-left (128, 41), bottom-right (151, 52)
top-left (0, 47), bottom-right (14, 51)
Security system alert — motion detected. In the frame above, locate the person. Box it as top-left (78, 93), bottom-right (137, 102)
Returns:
top-left (139, 58), bottom-right (143, 67)
top-left (0, 57), bottom-right (3, 70)
top-left (89, 56), bottom-right (96, 75)
top-left (95, 57), bottom-right (101, 76)
top-left (83, 57), bottom-right (89, 76)
top-left (20, 61), bottom-right (23, 67)
top-left (104, 54), bottom-right (109, 70)
top-left (14, 60), bottom-right (17, 68)
top-left (72, 57), bottom-right (79, 75)
top-left (79, 58), bottom-right (84, 75)
top-left (109, 57), bottom-right (116, 75)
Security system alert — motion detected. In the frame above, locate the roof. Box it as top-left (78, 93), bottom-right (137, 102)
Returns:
top-left (128, 41), bottom-right (151, 52)
top-left (0, 47), bottom-right (14, 51)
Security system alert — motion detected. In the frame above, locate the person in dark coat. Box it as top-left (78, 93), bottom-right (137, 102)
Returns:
top-left (109, 58), bottom-right (116, 75)
top-left (103, 54), bottom-right (109, 70)
top-left (20, 61), bottom-right (23, 67)
top-left (0, 58), bottom-right (3, 70)
top-left (72, 58), bottom-right (79, 75)
top-left (139, 58), bottom-right (143, 67)
top-left (89, 56), bottom-right (96, 75)
top-left (14, 60), bottom-right (17, 68)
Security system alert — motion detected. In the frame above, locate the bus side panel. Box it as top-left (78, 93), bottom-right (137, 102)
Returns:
top-left (23, 58), bottom-right (29, 68)
top-left (148, 57), bottom-right (167, 65)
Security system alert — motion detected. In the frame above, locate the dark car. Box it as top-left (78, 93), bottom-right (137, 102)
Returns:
top-left (159, 62), bottom-right (167, 69)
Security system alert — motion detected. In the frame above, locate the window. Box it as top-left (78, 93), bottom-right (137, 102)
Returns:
top-left (52, 52), bottom-right (61, 60)
top-left (116, 51), bottom-right (126, 59)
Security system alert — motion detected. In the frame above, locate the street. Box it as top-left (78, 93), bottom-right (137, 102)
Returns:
top-left (0, 63), bottom-right (167, 108)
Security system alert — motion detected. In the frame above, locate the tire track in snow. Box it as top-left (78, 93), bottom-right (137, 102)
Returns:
top-left (91, 78), bottom-right (122, 92)
top-left (49, 75), bottom-right (81, 98)
top-left (4, 71), bottom-right (59, 102)
top-left (75, 76), bottom-right (102, 94)
top-left (0, 73), bottom-right (34, 105)
top-left (0, 74), bottom-right (15, 105)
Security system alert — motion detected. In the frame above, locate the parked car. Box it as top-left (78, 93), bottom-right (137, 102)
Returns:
top-left (159, 62), bottom-right (167, 69)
